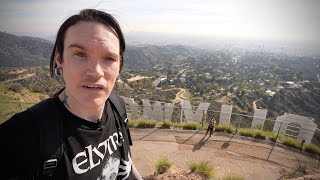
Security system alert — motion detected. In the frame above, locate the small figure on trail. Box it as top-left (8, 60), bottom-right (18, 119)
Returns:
top-left (205, 117), bottom-right (216, 137)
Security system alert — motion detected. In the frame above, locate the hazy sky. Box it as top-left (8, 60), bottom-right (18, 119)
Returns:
top-left (0, 0), bottom-right (320, 43)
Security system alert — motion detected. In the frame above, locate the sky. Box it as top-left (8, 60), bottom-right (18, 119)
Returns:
top-left (0, 0), bottom-right (320, 44)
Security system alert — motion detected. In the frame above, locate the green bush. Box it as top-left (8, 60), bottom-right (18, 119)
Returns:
top-left (215, 125), bottom-right (224, 132)
top-left (216, 125), bottom-right (236, 134)
top-left (128, 119), bottom-right (136, 127)
top-left (9, 83), bottom-right (23, 93)
top-left (304, 143), bottom-right (320, 155)
top-left (239, 128), bottom-right (255, 137)
top-left (222, 174), bottom-right (245, 180)
top-left (155, 157), bottom-right (172, 174)
top-left (136, 119), bottom-right (156, 128)
top-left (182, 123), bottom-right (197, 130)
top-left (262, 131), bottom-right (277, 142)
top-left (280, 136), bottom-right (302, 150)
top-left (239, 129), bottom-right (267, 140)
top-left (254, 130), bottom-right (266, 140)
top-left (161, 120), bottom-right (172, 129)
top-left (225, 126), bottom-right (236, 133)
top-left (171, 122), bottom-right (183, 129)
top-left (188, 161), bottom-right (213, 178)
top-left (200, 122), bottom-right (209, 130)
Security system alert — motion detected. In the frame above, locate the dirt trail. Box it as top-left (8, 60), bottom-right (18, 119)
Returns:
top-left (173, 88), bottom-right (186, 103)
top-left (127, 75), bottom-right (152, 82)
top-left (3, 73), bottom-right (35, 82)
top-left (252, 98), bottom-right (262, 110)
top-left (8, 69), bottom-right (27, 74)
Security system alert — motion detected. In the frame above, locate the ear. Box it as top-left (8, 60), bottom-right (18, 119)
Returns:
top-left (54, 49), bottom-right (63, 67)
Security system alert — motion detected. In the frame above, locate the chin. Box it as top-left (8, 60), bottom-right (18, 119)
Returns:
top-left (82, 97), bottom-right (107, 108)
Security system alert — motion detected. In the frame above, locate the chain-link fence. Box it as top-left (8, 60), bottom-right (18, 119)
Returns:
top-left (125, 103), bottom-right (319, 146)
top-left (1, 100), bottom-right (319, 147)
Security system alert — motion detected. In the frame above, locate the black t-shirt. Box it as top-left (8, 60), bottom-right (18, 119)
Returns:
top-left (0, 94), bottom-right (134, 180)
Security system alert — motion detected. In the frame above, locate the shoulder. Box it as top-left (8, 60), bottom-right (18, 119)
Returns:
top-left (28, 97), bottom-right (57, 114)
top-left (2, 98), bottom-right (54, 124)
top-left (0, 98), bottom-right (57, 130)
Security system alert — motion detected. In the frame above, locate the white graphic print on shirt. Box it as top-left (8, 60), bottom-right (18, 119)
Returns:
top-left (98, 152), bottom-right (132, 180)
top-left (118, 153), bottom-right (132, 179)
top-left (97, 157), bottom-right (120, 180)
top-left (72, 130), bottom-right (126, 175)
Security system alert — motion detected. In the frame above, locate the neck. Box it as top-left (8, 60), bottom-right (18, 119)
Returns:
top-left (58, 89), bottom-right (104, 123)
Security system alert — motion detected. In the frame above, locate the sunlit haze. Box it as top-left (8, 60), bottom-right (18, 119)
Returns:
top-left (1, 0), bottom-right (320, 46)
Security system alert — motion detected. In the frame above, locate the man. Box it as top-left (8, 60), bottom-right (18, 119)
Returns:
top-left (0, 9), bottom-right (142, 180)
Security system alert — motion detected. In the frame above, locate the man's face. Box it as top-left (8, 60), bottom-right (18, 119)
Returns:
top-left (57, 21), bottom-right (120, 109)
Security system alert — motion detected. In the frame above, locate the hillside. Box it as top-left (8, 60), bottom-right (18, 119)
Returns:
top-left (0, 32), bottom-right (319, 131)
top-left (0, 32), bottom-right (53, 67)
top-left (0, 32), bottom-right (205, 69)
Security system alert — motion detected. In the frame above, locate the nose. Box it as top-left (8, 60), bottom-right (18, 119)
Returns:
top-left (87, 59), bottom-right (104, 78)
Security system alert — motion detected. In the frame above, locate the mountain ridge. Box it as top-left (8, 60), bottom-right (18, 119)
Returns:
top-left (0, 32), bottom-right (204, 69)
top-left (0, 32), bottom-right (52, 67)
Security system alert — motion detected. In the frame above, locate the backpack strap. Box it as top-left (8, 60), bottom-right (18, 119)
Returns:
top-left (108, 92), bottom-right (127, 123)
top-left (39, 106), bottom-right (64, 179)
top-left (108, 92), bottom-right (132, 145)
top-left (34, 90), bottom-right (64, 179)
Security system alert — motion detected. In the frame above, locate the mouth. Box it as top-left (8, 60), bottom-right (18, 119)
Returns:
top-left (82, 85), bottom-right (104, 89)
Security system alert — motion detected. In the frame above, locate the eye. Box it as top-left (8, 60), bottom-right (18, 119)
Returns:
top-left (104, 57), bottom-right (117, 62)
top-left (74, 52), bottom-right (87, 57)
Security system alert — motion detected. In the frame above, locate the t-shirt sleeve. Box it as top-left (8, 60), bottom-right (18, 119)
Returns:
top-left (0, 110), bottom-right (40, 178)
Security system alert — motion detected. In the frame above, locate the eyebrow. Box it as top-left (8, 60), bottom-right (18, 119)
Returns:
top-left (67, 43), bottom-right (121, 58)
top-left (67, 43), bottom-right (86, 50)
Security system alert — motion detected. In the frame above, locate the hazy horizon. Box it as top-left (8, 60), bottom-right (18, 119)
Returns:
top-left (1, 0), bottom-right (320, 42)
top-left (1, 30), bottom-right (319, 57)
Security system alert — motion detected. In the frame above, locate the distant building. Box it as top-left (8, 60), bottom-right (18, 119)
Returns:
top-left (265, 90), bottom-right (275, 96)
top-left (153, 79), bottom-right (161, 87)
top-left (180, 77), bottom-right (186, 83)
top-left (160, 77), bottom-right (167, 82)
top-left (227, 92), bottom-right (235, 97)
top-left (277, 85), bottom-right (284, 90)
top-left (292, 84), bottom-right (302, 88)
top-left (285, 81), bottom-right (295, 85)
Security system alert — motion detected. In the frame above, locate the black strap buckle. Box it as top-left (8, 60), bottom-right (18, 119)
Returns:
top-left (43, 159), bottom-right (58, 176)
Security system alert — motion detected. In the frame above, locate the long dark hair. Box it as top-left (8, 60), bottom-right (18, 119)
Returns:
top-left (49, 9), bottom-right (126, 77)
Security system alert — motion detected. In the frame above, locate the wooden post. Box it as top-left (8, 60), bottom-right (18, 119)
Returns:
top-left (19, 102), bottom-right (23, 111)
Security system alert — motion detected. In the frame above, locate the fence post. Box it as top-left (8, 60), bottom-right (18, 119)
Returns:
top-left (267, 121), bottom-right (282, 161)
top-left (236, 122), bottom-right (240, 133)
top-left (202, 110), bottom-right (204, 129)
top-left (275, 121), bottom-right (282, 142)
top-left (180, 107), bottom-right (183, 123)
top-left (19, 102), bottom-right (23, 111)
top-left (163, 105), bottom-right (165, 122)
